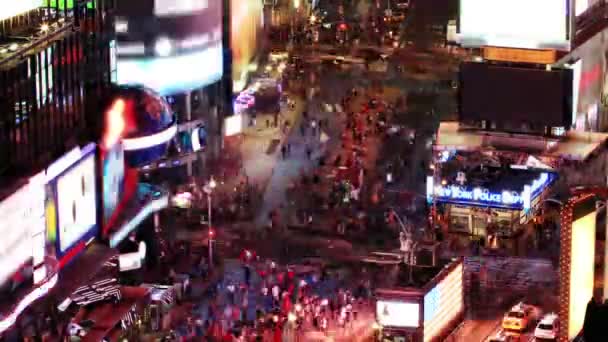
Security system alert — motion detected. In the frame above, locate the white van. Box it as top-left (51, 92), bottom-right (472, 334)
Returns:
top-left (534, 313), bottom-right (559, 340)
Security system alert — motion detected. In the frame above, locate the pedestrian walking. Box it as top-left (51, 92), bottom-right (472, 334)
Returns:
top-left (300, 123), bottom-right (306, 136)
top-left (305, 145), bottom-right (312, 160)
top-left (280, 145), bottom-right (287, 159)
top-left (286, 142), bottom-right (292, 156)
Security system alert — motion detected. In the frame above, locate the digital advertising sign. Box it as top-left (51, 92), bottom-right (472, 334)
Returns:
top-left (376, 301), bottom-right (420, 328)
top-left (566, 37), bottom-right (605, 131)
top-left (558, 195), bottom-right (597, 341)
top-left (1, 1), bottom-right (42, 21)
top-left (102, 142), bottom-right (125, 229)
top-left (155, 0), bottom-right (209, 17)
top-left (458, 0), bottom-right (570, 50)
top-left (116, 44), bottom-right (223, 96)
top-left (41, 0), bottom-right (96, 10)
top-left (231, 0), bottom-right (264, 92)
top-left (0, 178), bottom-right (46, 287)
top-left (102, 86), bottom-right (177, 167)
top-left (423, 264), bottom-right (464, 342)
top-left (427, 172), bottom-right (554, 210)
top-left (45, 144), bottom-right (98, 261)
top-left (459, 62), bottom-right (574, 128)
top-left (576, 0), bottom-right (589, 16)
top-left (115, 0), bottom-right (223, 95)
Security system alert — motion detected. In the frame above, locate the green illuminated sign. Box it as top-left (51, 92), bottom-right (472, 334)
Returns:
top-left (41, 0), bottom-right (95, 10)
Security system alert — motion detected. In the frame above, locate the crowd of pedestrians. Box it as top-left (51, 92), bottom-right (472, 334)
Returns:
top-left (168, 256), bottom-right (373, 341)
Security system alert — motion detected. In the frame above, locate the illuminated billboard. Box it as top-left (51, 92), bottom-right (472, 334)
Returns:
top-left (116, 43), bottom-right (223, 95)
top-left (458, 0), bottom-right (570, 50)
top-left (427, 172), bottom-right (554, 210)
top-left (0, 178), bottom-right (46, 286)
top-left (565, 37), bottom-right (605, 131)
top-left (224, 114), bottom-right (244, 137)
top-left (376, 301), bottom-right (420, 328)
top-left (576, 0), bottom-right (589, 16)
top-left (459, 62), bottom-right (574, 128)
top-left (558, 195), bottom-right (597, 341)
top-left (41, 0), bottom-right (95, 9)
top-left (102, 142), bottom-right (125, 229)
top-left (115, 0), bottom-right (223, 95)
top-left (231, 0), bottom-right (263, 92)
top-left (1, 1), bottom-right (42, 21)
top-left (45, 144), bottom-right (98, 260)
top-left (423, 264), bottom-right (464, 342)
top-left (155, 0), bottom-right (209, 16)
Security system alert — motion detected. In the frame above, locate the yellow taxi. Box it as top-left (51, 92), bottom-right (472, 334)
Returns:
top-left (502, 302), bottom-right (533, 333)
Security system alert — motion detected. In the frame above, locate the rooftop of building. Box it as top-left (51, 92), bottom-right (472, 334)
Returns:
top-left (438, 151), bottom-right (552, 193)
top-left (435, 122), bottom-right (608, 161)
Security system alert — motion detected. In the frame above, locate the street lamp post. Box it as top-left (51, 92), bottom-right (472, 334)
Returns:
top-left (203, 177), bottom-right (217, 268)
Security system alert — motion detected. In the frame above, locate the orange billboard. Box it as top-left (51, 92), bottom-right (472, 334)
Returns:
top-left (231, 0), bottom-right (263, 92)
top-left (483, 47), bottom-right (558, 64)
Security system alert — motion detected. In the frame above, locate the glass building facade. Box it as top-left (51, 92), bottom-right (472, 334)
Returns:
top-left (0, 0), bottom-right (115, 178)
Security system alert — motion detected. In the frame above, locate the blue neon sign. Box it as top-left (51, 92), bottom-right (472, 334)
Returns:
top-left (428, 172), bottom-right (554, 210)
top-left (433, 185), bottom-right (523, 206)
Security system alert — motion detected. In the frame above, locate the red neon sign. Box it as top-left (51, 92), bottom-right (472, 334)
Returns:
top-left (580, 64), bottom-right (602, 92)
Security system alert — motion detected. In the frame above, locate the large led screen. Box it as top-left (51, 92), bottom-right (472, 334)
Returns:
top-left (116, 44), bottom-right (222, 96)
top-left (0, 180), bottom-right (46, 286)
top-left (459, 62), bottom-right (573, 128)
top-left (376, 301), bottom-right (420, 328)
top-left (568, 203), bottom-right (596, 340)
top-left (41, 0), bottom-right (96, 9)
top-left (46, 144), bottom-right (98, 258)
top-left (1, 1), bottom-right (42, 21)
top-left (458, 0), bottom-right (570, 50)
top-left (155, 0), bottom-right (209, 17)
top-left (423, 264), bottom-right (463, 342)
top-left (577, 0), bottom-right (589, 16)
top-left (231, 0), bottom-right (263, 92)
top-left (115, 0), bottom-right (223, 95)
top-left (102, 142), bottom-right (125, 228)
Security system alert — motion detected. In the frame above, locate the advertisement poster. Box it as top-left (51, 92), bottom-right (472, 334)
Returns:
top-left (0, 180), bottom-right (46, 286)
top-left (376, 300), bottom-right (420, 328)
top-left (56, 152), bottom-right (97, 253)
top-left (567, 204), bottom-right (596, 339)
top-left (231, 0), bottom-right (263, 91)
top-left (45, 183), bottom-right (58, 262)
top-left (459, 0), bottom-right (570, 50)
top-left (102, 142), bottom-right (125, 228)
top-left (1, 1), bottom-right (42, 21)
top-left (115, 0), bottom-right (223, 95)
top-left (46, 144), bottom-right (98, 260)
top-left (423, 264), bottom-right (463, 342)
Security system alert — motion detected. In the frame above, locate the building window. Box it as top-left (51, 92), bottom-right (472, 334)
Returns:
top-left (450, 214), bottom-right (469, 232)
top-left (472, 216), bottom-right (487, 236)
